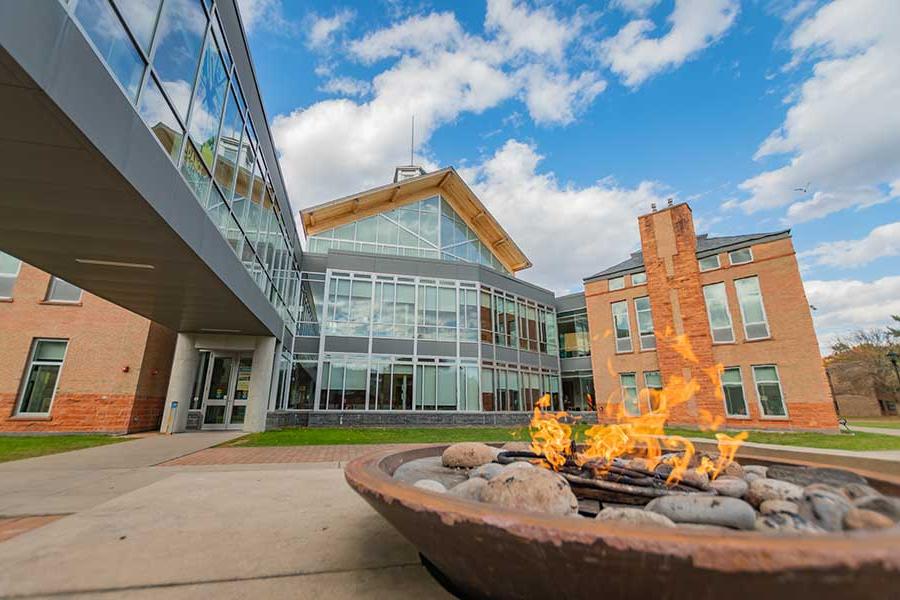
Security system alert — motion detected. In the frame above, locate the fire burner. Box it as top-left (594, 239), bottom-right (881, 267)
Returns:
top-left (345, 444), bottom-right (900, 600)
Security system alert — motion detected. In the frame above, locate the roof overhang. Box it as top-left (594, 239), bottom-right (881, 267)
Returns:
top-left (300, 167), bottom-right (532, 273)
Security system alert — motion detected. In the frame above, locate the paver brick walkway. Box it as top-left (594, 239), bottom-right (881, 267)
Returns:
top-left (160, 444), bottom-right (426, 466)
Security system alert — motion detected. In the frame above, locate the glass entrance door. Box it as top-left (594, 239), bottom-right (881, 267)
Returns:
top-left (201, 353), bottom-right (253, 430)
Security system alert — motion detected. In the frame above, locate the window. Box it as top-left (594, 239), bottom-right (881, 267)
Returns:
top-left (634, 296), bottom-right (655, 350)
top-left (611, 301), bottom-right (632, 353)
top-left (17, 340), bottom-right (68, 415)
top-left (372, 279), bottom-right (415, 339)
top-left (112, 0), bottom-right (162, 52)
top-left (643, 371), bottom-right (662, 412)
top-left (153, 0), bottom-right (207, 120)
top-left (138, 74), bottom-right (183, 163)
top-left (722, 367), bottom-right (748, 417)
top-left (74, 0), bottom-right (145, 101)
top-left (702, 283), bottom-right (734, 343)
top-left (0, 251), bottom-right (21, 299)
top-left (46, 277), bottom-right (83, 303)
top-left (609, 276), bottom-right (625, 291)
top-left (325, 275), bottom-right (372, 337)
top-left (753, 365), bottom-right (787, 417)
top-left (631, 271), bottom-right (647, 285)
top-left (297, 272), bottom-right (326, 337)
top-left (699, 255), bottom-right (720, 271)
top-left (729, 248), bottom-right (753, 265)
top-left (735, 277), bottom-right (770, 340)
top-left (557, 310), bottom-right (590, 357)
top-left (562, 375), bottom-right (594, 411)
top-left (188, 31), bottom-right (229, 170)
top-left (480, 291), bottom-right (493, 343)
top-left (620, 373), bottom-right (639, 416)
top-left (458, 287), bottom-right (479, 342)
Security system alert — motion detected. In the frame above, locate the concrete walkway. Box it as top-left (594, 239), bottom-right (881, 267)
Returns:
top-left (852, 425), bottom-right (900, 437)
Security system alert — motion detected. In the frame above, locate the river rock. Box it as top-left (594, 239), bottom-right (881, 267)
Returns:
top-left (448, 478), bottom-right (487, 502)
top-left (442, 443), bottom-right (500, 468)
top-left (394, 456), bottom-right (468, 488)
top-left (755, 512), bottom-right (825, 535)
top-left (677, 523), bottom-right (736, 534)
top-left (468, 463), bottom-right (505, 480)
top-left (413, 479), bottom-right (447, 493)
top-left (854, 495), bottom-right (900, 522)
top-left (501, 441), bottom-right (533, 453)
top-left (680, 470), bottom-right (710, 490)
top-left (596, 507), bottom-right (676, 528)
top-left (743, 465), bottom-right (768, 479)
top-left (843, 508), bottom-right (895, 531)
top-left (804, 483), bottom-right (846, 497)
top-left (645, 496), bottom-right (756, 530)
top-left (498, 461), bottom-right (535, 474)
top-left (709, 476), bottom-right (748, 498)
top-left (481, 467), bottom-right (578, 516)
top-left (766, 465), bottom-right (867, 488)
top-left (799, 489), bottom-right (852, 532)
top-left (746, 478), bottom-right (804, 507)
top-left (723, 461), bottom-right (744, 479)
top-left (760, 500), bottom-right (800, 515)
top-left (842, 483), bottom-right (881, 501)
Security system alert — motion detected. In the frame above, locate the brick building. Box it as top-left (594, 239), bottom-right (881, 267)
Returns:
top-left (583, 202), bottom-right (837, 432)
top-left (825, 358), bottom-right (899, 417)
top-left (0, 254), bottom-right (175, 434)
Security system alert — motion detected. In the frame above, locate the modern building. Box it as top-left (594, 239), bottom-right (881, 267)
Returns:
top-left (0, 255), bottom-right (175, 433)
top-left (0, 0), bottom-right (837, 433)
top-left (583, 202), bottom-right (837, 431)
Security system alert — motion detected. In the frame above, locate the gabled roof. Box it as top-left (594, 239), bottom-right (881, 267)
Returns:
top-left (299, 167), bottom-right (532, 273)
top-left (584, 230), bottom-right (791, 282)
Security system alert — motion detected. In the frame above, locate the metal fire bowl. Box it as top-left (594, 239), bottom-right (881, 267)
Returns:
top-left (344, 445), bottom-right (900, 600)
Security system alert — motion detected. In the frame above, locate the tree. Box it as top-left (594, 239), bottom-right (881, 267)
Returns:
top-left (828, 326), bottom-right (900, 398)
top-left (889, 314), bottom-right (900, 339)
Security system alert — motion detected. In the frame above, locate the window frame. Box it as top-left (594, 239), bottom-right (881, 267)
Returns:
top-left (16, 338), bottom-right (69, 417)
top-left (698, 254), bottom-right (720, 272)
top-left (611, 300), bottom-right (633, 353)
top-left (45, 276), bottom-right (83, 304)
top-left (735, 275), bottom-right (771, 341)
top-left (751, 364), bottom-right (789, 419)
top-left (728, 247), bottom-right (753, 265)
top-left (619, 372), bottom-right (640, 416)
top-left (0, 252), bottom-right (22, 300)
top-left (633, 296), bottom-right (655, 351)
top-left (702, 282), bottom-right (735, 344)
top-left (721, 366), bottom-right (750, 418)
top-left (630, 271), bottom-right (646, 286)
top-left (608, 276), bottom-right (625, 291)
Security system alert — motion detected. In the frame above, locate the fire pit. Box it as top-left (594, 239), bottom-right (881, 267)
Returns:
top-left (345, 444), bottom-right (900, 599)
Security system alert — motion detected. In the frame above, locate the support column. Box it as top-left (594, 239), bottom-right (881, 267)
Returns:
top-left (160, 332), bottom-right (199, 434)
top-left (244, 336), bottom-right (277, 432)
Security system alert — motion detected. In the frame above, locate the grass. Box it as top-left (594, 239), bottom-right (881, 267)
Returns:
top-left (226, 426), bottom-right (900, 452)
top-left (849, 418), bottom-right (900, 430)
top-left (0, 435), bottom-right (127, 463)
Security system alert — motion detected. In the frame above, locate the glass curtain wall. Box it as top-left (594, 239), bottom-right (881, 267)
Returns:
top-left (67, 0), bottom-right (299, 327)
top-left (562, 374), bottom-right (595, 411)
top-left (557, 309), bottom-right (590, 358)
top-left (307, 196), bottom-right (510, 274)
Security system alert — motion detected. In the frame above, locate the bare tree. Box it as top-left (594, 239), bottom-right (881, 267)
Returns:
top-left (829, 326), bottom-right (900, 396)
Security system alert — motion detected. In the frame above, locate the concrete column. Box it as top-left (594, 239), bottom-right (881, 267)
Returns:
top-left (160, 332), bottom-right (199, 433)
top-left (244, 336), bottom-right (277, 432)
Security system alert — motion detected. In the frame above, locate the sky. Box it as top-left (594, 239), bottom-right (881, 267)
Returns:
top-left (236, 0), bottom-right (900, 351)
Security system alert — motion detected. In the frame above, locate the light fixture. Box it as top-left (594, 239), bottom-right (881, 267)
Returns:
top-left (76, 258), bottom-right (155, 270)
top-left (200, 328), bottom-right (243, 334)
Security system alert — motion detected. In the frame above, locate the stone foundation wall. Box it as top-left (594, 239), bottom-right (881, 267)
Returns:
top-left (0, 392), bottom-right (134, 433)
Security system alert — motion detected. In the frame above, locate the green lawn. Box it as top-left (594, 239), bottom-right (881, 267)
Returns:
top-left (227, 426), bottom-right (900, 452)
top-left (849, 419), bottom-right (900, 430)
top-left (0, 435), bottom-right (127, 463)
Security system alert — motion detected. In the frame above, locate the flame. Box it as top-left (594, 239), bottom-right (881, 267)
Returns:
top-left (525, 331), bottom-right (748, 485)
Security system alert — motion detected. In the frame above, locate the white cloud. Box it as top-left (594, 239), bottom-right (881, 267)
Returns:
top-left (600, 0), bottom-right (739, 87)
top-left (738, 0), bottom-right (900, 222)
top-left (464, 140), bottom-right (669, 293)
top-left (484, 0), bottom-right (578, 62)
top-left (611, 0), bottom-right (661, 16)
top-left (308, 9), bottom-right (355, 49)
top-left (349, 12), bottom-right (465, 63)
top-left (236, 0), bottom-right (294, 34)
top-left (318, 76), bottom-right (371, 97)
top-left (800, 221), bottom-right (900, 268)
top-left (804, 276), bottom-right (900, 351)
top-left (518, 66), bottom-right (606, 126)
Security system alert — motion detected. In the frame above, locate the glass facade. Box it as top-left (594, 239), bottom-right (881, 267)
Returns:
top-left (67, 0), bottom-right (300, 327)
top-left (557, 309), bottom-right (589, 358)
top-left (307, 195), bottom-right (510, 274)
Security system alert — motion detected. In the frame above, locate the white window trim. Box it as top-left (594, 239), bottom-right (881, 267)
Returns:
top-left (721, 366), bottom-right (750, 419)
top-left (751, 364), bottom-right (789, 419)
top-left (634, 296), bottom-right (655, 351)
top-left (698, 254), bottom-right (720, 272)
top-left (609, 276), bottom-right (625, 291)
top-left (630, 271), bottom-right (647, 286)
top-left (15, 338), bottom-right (69, 417)
top-left (728, 247), bottom-right (753, 265)
top-left (45, 277), bottom-right (83, 304)
top-left (702, 282), bottom-right (735, 344)
top-left (611, 300), bottom-right (633, 353)
top-left (0, 254), bottom-right (22, 300)
top-left (735, 276), bottom-right (771, 341)
top-left (619, 372), bottom-right (639, 416)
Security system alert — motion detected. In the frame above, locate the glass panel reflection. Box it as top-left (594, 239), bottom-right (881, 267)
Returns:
top-left (188, 32), bottom-right (228, 168)
top-left (75, 0), bottom-right (145, 101)
top-left (138, 75), bottom-right (183, 163)
top-left (153, 0), bottom-right (207, 119)
top-left (112, 0), bottom-right (162, 52)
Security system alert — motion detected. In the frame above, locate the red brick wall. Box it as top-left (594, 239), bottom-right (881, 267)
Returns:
top-left (585, 203), bottom-right (838, 432)
top-left (0, 264), bottom-right (175, 433)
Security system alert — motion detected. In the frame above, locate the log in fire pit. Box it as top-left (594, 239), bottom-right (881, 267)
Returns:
top-left (345, 445), bottom-right (900, 600)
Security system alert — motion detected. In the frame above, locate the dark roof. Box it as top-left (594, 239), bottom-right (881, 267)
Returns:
top-left (583, 230), bottom-right (790, 282)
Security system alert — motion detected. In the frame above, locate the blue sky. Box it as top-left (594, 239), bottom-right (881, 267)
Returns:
top-left (237, 0), bottom-right (900, 349)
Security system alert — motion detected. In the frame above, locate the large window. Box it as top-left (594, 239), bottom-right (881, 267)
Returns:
top-left (45, 277), bottom-right (83, 303)
top-left (373, 278), bottom-right (416, 338)
top-left (369, 358), bottom-right (414, 410)
top-left (702, 283), bottom-right (734, 343)
top-left (735, 277), bottom-right (770, 340)
top-left (325, 274), bottom-right (372, 336)
top-left (287, 355), bottom-right (317, 410)
top-left (631, 271), bottom-right (647, 285)
top-left (609, 276), bottom-right (625, 291)
top-left (562, 375), bottom-right (594, 411)
top-left (634, 296), bottom-right (655, 350)
top-left (138, 74), bottom-right (184, 163)
top-left (418, 281), bottom-right (457, 341)
top-left (753, 365), bottom-right (787, 417)
top-left (699, 255), bottom-right (720, 271)
top-left (557, 309), bottom-right (590, 358)
top-left (17, 340), bottom-right (68, 415)
top-left (298, 272), bottom-right (326, 337)
top-left (643, 371), bottom-right (662, 412)
top-left (152, 0), bottom-right (207, 120)
top-left (619, 373), bottom-right (640, 416)
top-left (74, 0), bottom-right (145, 101)
top-left (0, 252), bottom-right (21, 299)
top-left (188, 30), bottom-right (229, 170)
top-left (458, 286), bottom-right (479, 343)
top-left (612, 301), bottom-right (632, 353)
top-left (729, 248), bottom-right (753, 265)
top-left (722, 367), bottom-right (748, 417)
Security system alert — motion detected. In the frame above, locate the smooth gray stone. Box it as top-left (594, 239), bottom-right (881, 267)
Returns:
top-left (481, 467), bottom-right (578, 516)
top-left (799, 489), bottom-right (852, 532)
top-left (746, 478), bottom-right (804, 507)
top-left (468, 463), bottom-right (505, 480)
top-left (442, 443), bottom-right (500, 468)
top-left (760, 499), bottom-right (799, 515)
top-left (854, 495), bottom-right (900, 522)
top-left (596, 507), bottom-right (675, 528)
top-left (413, 479), bottom-right (447, 493)
top-left (645, 496), bottom-right (756, 530)
top-left (448, 478), bottom-right (487, 502)
top-left (393, 456), bottom-right (468, 489)
top-left (755, 512), bottom-right (826, 535)
top-left (709, 476), bottom-right (748, 498)
top-left (842, 483), bottom-right (881, 500)
top-left (766, 465), bottom-right (867, 488)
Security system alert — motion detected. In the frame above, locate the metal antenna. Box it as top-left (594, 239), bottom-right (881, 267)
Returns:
top-left (410, 115), bottom-right (415, 166)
